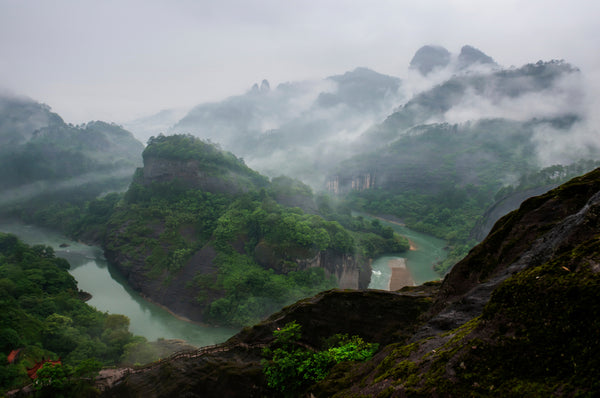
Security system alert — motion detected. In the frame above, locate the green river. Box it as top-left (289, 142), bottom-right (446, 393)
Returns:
top-left (0, 221), bottom-right (236, 347)
top-left (365, 217), bottom-right (448, 290)
top-left (0, 217), bottom-right (447, 345)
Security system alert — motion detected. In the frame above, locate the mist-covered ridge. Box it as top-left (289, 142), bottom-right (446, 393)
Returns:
top-left (0, 93), bottom-right (144, 196)
top-left (125, 45), bottom-right (595, 196)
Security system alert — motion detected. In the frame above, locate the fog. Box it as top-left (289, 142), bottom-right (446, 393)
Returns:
top-left (0, 168), bottom-right (134, 207)
top-left (1, 1), bottom-right (599, 190)
top-left (1, 1), bottom-right (599, 125)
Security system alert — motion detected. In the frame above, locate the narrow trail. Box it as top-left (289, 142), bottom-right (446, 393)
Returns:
top-left (94, 341), bottom-right (269, 391)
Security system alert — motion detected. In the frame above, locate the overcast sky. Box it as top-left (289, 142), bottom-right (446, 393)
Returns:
top-left (1, 0), bottom-right (599, 124)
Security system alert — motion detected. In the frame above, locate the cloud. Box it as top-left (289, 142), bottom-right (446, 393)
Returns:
top-left (1, 1), bottom-right (599, 124)
top-left (438, 68), bottom-right (583, 124)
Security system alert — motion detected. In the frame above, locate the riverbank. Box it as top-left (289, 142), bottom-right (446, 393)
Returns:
top-left (0, 221), bottom-right (237, 347)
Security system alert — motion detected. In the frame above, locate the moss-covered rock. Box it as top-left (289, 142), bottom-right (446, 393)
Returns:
top-left (101, 168), bottom-right (600, 397)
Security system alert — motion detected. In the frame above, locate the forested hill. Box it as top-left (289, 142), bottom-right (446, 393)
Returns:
top-left (99, 134), bottom-right (408, 327)
top-left (102, 167), bottom-right (600, 397)
top-left (0, 233), bottom-right (153, 394)
top-left (330, 117), bottom-right (600, 274)
top-left (124, 47), bottom-right (600, 280)
top-left (0, 94), bottom-right (143, 205)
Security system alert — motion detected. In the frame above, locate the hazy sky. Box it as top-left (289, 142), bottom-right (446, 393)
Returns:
top-left (1, 0), bottom-right (599, 124)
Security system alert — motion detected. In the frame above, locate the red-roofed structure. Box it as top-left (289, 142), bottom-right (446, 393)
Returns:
top-left (26, 358), bottom-right (62, 379)
top-left (7, 349), bottom-right (21, 364)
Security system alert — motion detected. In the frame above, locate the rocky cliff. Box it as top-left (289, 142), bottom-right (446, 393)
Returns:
top-left (102, 168), bottom-right (600, 397)
top-left (142, 157), bottom-right (251, 195)
top-left (103, 135), bottom-right (377, 326)
top-left (104, 243), bottom-right (220, 323)
top-left (325, 172), bottom-right (376, 195)
top-left (252, 238), bottom-right (371, 289)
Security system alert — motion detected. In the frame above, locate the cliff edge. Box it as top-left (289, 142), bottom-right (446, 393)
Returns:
top-left (102, 167), bottom-right (600, 397)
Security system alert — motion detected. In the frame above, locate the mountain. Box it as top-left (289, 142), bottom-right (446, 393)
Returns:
top-left (409, 44), bottom-right (496, 76)
top-left (360, 59), bottom-right (579, 149)
top-left (333, 56), bottom-right (595, 274)
top-left (144, 68), bottom-right (401, 186)
top-left (0, 94), bottom-right (144, 207)
top-left (130, 46), bottom-right (591, 197)
top-left (101, 134), bottom-right (405, 327)
top-left (123, 108), bottom-right (189, 145)
top-left (409, 45), bottom-right (451, 75)
top-left (100, 167), bottom-right (600, 397)
top-left (457, 44), bottom-right (496, 69)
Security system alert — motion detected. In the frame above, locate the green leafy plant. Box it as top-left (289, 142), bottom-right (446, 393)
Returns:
top-left (262, 321), bottom-right (378, 396)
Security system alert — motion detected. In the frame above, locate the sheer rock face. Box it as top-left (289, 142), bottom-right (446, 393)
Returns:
top-left (295, 251), bottom-right (371, 289)
top-left (253, 242), bottom-right (371, 289)
top-left (102, 168), bottom-right (600, 397)
top-left (104, 242), bottom-right (220, 323)
top-left (142, 157), bottom-right (245, 194)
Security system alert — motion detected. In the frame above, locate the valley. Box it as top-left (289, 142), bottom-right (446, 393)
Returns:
top-left (1, 40), bottom-right (600, 396)
top-left (0, 221), bottom-right (236, 346)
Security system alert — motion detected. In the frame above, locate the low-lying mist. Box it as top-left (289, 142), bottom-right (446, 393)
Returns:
top-left (123, 45), bottom-right (599, 194)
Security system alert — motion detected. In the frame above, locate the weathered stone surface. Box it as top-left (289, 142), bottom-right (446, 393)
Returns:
top-left (100, 286), bottom-right (438, 397)
top-left (101, 168), bottom-right (600, 397)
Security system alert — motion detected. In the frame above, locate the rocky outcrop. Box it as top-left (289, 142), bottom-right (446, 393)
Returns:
top-left (142, 157), bottom-right (245, 194)
top-left (325, 172), bottom-right (376, 195)
top-left (253, 243), bottom-right (371, 289)
top-left (100, 286), bottom-right (439, 398)
top-left (470, 183), bottom-right (558, 241)
top-left (104, 243), bottom-right (220, 323)
top-left (102, 168), bottom-right (600, 397)
top-left (296, 250), bottom-right (371, 289)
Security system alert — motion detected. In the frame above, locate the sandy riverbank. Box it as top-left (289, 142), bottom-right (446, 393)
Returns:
top-left (388, 258), bottom-right (415, 290)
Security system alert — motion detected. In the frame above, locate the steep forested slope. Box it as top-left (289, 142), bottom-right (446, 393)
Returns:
top-left (334, 117), bottom-right (599, 273)
top-left (101, 135), bottom-right (407, 327)
top-left (0, 94), bottom-right (144, 226)
top-left (140, 47), bottom-right (600, 278)
top-left (0, 234), bottom-right (138, 394)
top-left (101, 167), bottom-right (600, 397)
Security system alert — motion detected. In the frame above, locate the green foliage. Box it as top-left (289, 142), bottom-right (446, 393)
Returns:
top-left (0, 233), bottom-right (140, 393)
top-left (144, 134), bottom-right (268, 187)
top-left (33, 359), bottom-right (102, 397)
top-left (339, 121), bottom-right (600, 276)
top-left (262, 322), bottom-right (378, 397)
top-left (34, 362), bottom-right (71, 391)
top-left (106, 172), bottom-right (403, 327)
top-left (0, 96), bottom-right (142, 195)
top-left (7, 134), bottom-right (411, 332)
top-left (208, 253), bottom-right (336, 326)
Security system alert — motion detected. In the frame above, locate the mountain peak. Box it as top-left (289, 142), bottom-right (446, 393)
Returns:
top-left (260, 79), bottom-right (270, 92)
top-left (457, 45), bottom-right (496, 69)
top-left (409, 45), bottom-right (451, 75)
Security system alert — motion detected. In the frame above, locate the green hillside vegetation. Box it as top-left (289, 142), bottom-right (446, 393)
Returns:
top-left (339, 120), bottom-right (600, 274)
top-left (6, 135), bottom-right (406, 327)
top-left (0, 233), bottom-right (154, 394)
top-left (2, 134), bottom-right (407, 328)
top-left (0, 119), bottom-right (142, 191)
top-left (101, 135), bottom-right (408, 327)
top-left (144, 134), bottom-right (267, 186)
top-left (0, 97), bottom-right (144, 243)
